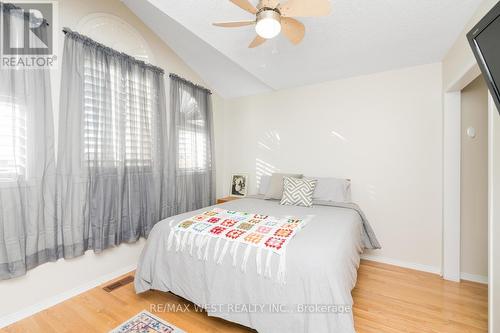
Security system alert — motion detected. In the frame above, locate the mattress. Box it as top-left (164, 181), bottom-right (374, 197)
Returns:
top-left (135, 197), bottom-right (377, 333)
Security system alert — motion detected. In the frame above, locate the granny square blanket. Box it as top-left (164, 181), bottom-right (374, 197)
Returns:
top-left (166, 207), bottom-right (308, 283)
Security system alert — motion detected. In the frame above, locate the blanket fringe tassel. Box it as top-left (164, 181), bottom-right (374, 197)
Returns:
top-left (180, 231), bottom-right (190, 252)
top-left (175, 231), bottom-right (183, 252)
top-left (217, 239), bottom-right (231, 264)
top-left (204, 237), bottom-right (212, 261)
top-left (241, 245), bottom-right (252, 273)
top-left (188, 233), bottom-right (196, 256)
top-left (213, 237), bottom-right (222, 261)
top-left (256, 247), bottom-right (262, 275)
top-left (264, 249), bottom-right (273, 278)
top-left (166, 229), bottom-right (175, 251)
top-left (277, 251), bottom-right (287, 285)
top-left (230, 242), bottom-right (240, 267)
top-left (197, 235), bottom-right (207, 260)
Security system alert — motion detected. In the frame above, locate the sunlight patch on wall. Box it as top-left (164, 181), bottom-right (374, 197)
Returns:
top-left (256, 158), bottom-right (278, 188)
top-left (258, 130), bottom-right (281, 153)
top-left (331, 130), bottom-right (348, 142)
top-left (258, 142), bottom-right (272, 151)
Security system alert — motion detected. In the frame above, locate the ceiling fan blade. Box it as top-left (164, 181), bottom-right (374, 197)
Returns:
top-left (279, 0), bottom-right (331, 17)
top-left (230, 0), bottom-right (258, 14)
top-left (213, 21), bottom-right (255, 28)
top-left (248, 35), bottom-right (267, 48)
top-left (281, 17), bottom-right (305, 45)
top-left (260, 0), bottom-right (280, 8)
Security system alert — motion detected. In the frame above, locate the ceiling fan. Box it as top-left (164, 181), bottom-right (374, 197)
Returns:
top-left (213, 0), bottom-right (331, 48)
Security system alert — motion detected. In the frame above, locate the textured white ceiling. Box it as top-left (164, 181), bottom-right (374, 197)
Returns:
top-left (124, 0), bottom-right (482, 98)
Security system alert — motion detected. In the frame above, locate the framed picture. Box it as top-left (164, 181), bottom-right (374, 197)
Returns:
top-left (230, 174), bottom-right (248, 197)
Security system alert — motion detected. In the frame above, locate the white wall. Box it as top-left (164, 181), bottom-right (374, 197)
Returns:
top-left (220, 63), bottom-right (444, 270)
top-left (213, 95), bottom-right (227, 198)
top-left (0, 0), bottom-right (219, 325)
top-left (460, 76), bottom-right (488, 279)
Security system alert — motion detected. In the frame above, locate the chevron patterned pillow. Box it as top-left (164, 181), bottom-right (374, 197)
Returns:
top-left (280, 177), bottom-right (318, 207)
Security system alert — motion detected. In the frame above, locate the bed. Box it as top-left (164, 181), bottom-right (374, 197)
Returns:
top-left (135, 196), bottom-right (380, 333)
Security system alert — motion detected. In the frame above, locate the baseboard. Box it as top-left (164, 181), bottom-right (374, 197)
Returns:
top-left (460, 272), bottom-right (488, 284)
top-left (361, 255), bottom-right (488, 285)
top-left (361, 254), bottom-right (441, 275)
top-left (0, 264), bottom-right (136, 329)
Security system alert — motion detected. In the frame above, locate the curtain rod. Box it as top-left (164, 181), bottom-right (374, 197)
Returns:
top-left (62, 27), bottom-right (165, 75)
top-left (169, 73), bottom-right (212, 95)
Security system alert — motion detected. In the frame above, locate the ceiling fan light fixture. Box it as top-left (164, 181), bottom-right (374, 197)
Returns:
top-left (255, 9), bottom-right (281, 39)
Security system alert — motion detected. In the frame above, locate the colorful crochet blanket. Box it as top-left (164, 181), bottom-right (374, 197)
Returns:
top-left (166, 208), bottom-right (308, 284)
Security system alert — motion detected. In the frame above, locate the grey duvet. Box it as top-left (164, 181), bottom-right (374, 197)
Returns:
top-left (135, 197), bottom-right (380, 333)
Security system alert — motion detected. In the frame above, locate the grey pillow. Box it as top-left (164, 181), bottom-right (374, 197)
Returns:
top-left (264, 173), bottom-right (303, 199)
top-left (280, 177), bottom-right (318, 207)
top-left (258, 175), bottom-right (272, 195)
top-left (305, 177), bottom-right (352, 202)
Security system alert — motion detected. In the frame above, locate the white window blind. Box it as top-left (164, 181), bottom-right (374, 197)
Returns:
top-left (83, 60), bottom-right (156, 168)
top-left (178, 93), bottom-right (208, 171)
top-left (0, 98), bottom-right (26, 180)
top-left (178, 128), bottom-right (207, 170)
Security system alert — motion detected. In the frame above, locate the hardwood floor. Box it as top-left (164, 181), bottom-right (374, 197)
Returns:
top-left (1, 260), bottom-right (488, 333)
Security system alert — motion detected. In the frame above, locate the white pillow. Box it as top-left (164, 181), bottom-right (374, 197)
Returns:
top-left (305, 177), bottom-right (351, 202)
top-left (258, 175), bottom-right (271, 195)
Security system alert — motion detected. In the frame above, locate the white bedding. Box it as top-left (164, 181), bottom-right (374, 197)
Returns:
top-left (135, 198), bottom-right (376, 333)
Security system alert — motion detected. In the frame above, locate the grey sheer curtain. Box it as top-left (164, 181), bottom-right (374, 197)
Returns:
top-left (167, 74), bottom-right (215, 215)
top-left (0, 5), bottom-right (57, 279)
top-left (57, 29), bottom-right (168, 257)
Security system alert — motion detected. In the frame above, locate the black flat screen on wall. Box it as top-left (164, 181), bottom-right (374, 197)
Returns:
top-left (468, 1), bottom-right (500, 114)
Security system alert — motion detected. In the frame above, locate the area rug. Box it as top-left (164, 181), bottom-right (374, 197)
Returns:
top-left (109, 311), bottom-right (185, 333)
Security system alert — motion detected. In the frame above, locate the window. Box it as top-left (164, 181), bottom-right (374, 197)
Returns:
top-left (178, 128), bottom-right (207, 170)
top-left (0, 97), bottom-right (26, 180)
top-left (177, 93), bottom-right (209, 171)
top-left (83, 59), bottom-right (156, 168)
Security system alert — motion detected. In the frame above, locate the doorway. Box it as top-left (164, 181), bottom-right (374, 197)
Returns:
top-left (460, 76), bottom-right (489, 283)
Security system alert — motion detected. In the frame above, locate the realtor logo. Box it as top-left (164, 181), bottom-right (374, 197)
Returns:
top-left (0, 1), bottom-right (57, 68)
